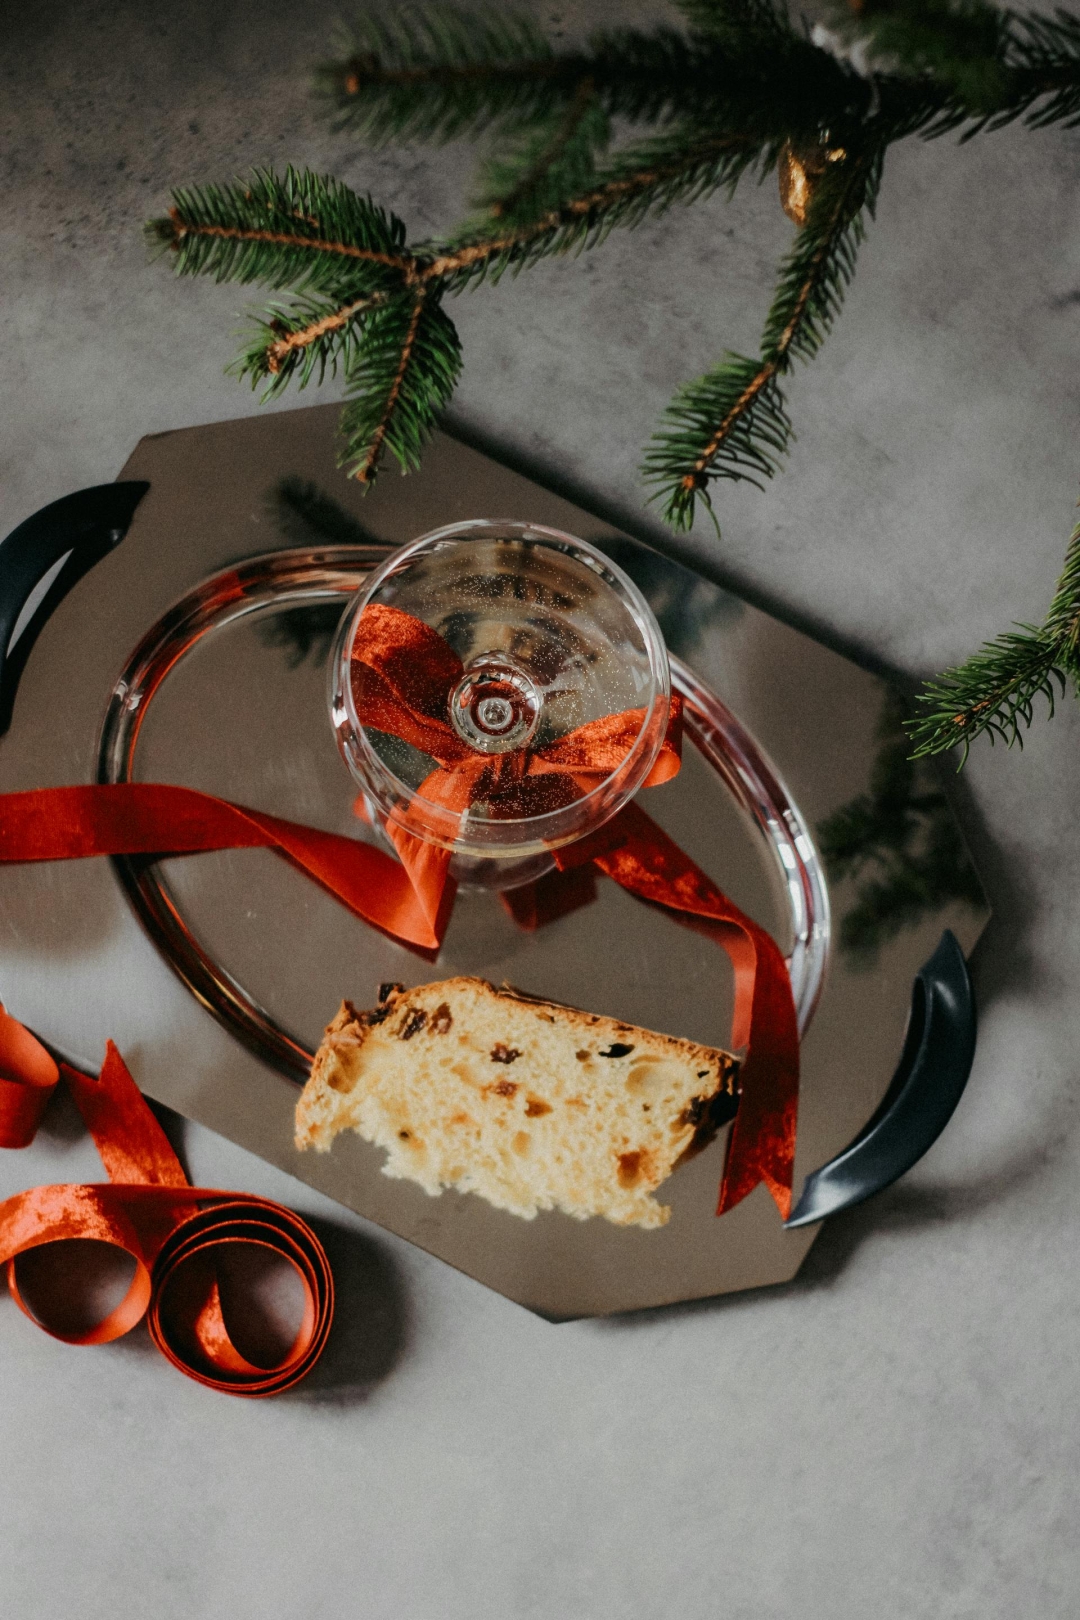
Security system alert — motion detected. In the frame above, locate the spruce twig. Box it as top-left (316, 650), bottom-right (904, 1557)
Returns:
top-left (148, 168), bottom-right (417, 289)
top-left (643, 144), bottom-right (882, 530)
top-left (231, 290), bottom-right (390, 397)
top-left (908, 520), bottom-right (1080, 764)
top-left (479, 79), bottom-right (608, 223)
top-left (316, 5), bottom-right (563, 142)
top-left (149, 137), bottom-right (760, 482)
top-left (339, 290), bottom-right (463, 481)
top-left (317, 4), bottom-right (865, 143)
top-left (430, 127), bottom-right (763, 288)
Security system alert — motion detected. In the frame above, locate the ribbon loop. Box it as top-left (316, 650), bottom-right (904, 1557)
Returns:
top-left (0, 1004), bottom-right (59, 1148)
top-left (350, 602), bottom-right (684, 831)
top-left (0, 1017), bottom-right (333, 1394)
top-left (148, 1198), bottom-right (333, 1396)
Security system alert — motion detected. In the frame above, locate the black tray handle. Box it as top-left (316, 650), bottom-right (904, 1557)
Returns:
top-left (0, 482), bottom-right (149, 737)
top-left (785, 929), bottom-right (976, 1228)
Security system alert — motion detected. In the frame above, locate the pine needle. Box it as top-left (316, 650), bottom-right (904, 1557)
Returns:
top-left (643, 145), bottom-right (882, 531)
top-left (908, 521), bottom-right (1080, 764)
top-left (147, 167), bottom-right (414, 293)
top-left (338, 292), bottom-right (463, 484)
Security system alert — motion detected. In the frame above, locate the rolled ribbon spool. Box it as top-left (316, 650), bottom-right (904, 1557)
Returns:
top-left (0, 1010), bottom-right (333, 1396)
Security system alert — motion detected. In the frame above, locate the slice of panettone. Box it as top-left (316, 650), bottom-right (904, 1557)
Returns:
top-left (295, 977), bottom-right (739, 1229)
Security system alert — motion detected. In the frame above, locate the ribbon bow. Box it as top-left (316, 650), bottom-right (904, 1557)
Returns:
top-left (351, 602), bottom-right (683, 933)
top-left (0, 1004), bottom-right (332, 1394)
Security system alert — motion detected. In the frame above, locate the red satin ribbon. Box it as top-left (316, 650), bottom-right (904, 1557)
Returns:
top-left (0, 782), bottom-right (444, 950)
top-left (0, 1004), bottom-right (332, 1393)
top-left (0, 605), bottom-right (799, 1217)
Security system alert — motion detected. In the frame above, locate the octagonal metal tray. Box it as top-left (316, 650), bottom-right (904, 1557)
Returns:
top-left (0, 405), bottom-right (989, 1316)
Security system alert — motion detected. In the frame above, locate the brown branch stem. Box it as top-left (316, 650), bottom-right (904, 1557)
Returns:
top-left (265, 294), bottom-right (384, 372)
top-left (684, 153), bottom-right (872, 488)
top-left (489, 76), bottom-right (597, 219)
top-left (352, 292), bottom-right (427, 485)
top-left (166, 207), bottom-right (417, 275)
top-left (421, 136), bottom-right (750, 280)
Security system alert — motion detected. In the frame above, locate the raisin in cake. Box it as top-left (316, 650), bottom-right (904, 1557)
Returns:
top-left (295, 978), bottom-right (739, 1229)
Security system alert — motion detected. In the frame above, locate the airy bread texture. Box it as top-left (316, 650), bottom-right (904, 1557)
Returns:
top-left (295, 978), bottom-right (739, 1229)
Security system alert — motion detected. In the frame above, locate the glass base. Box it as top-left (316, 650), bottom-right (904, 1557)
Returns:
top-left (448, 847), bottom-right (556, 893)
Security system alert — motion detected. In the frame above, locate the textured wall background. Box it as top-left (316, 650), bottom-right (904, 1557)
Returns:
top-left (2, 2), bottom-right (1080, 1616)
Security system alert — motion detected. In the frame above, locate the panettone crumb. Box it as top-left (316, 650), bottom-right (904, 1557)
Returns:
top-left (295, 978), bottom-right (739, 1229)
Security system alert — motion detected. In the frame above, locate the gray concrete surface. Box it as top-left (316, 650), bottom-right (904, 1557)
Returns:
top-left (3, 2), bottom-right (1080, 1615)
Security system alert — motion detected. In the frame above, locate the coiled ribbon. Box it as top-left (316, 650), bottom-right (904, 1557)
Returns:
top-left (0, 604), bottom-right (799, 1215)
top-left (0, 1004), bottom-right (333, 1394)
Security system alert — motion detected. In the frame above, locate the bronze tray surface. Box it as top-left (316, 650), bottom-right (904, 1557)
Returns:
top-left (0, 404), bottom-right (988, 1317)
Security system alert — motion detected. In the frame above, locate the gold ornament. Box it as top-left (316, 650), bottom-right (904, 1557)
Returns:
top-left (778, 140), bottom-right (848, 227)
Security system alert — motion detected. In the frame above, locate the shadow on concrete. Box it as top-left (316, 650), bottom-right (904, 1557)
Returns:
top-left (940, 762), bottom-right (1044, 1011)
top-left (33, 1078), bottom-right (88, 1148)
top-left (592, 1128), bottom-right (1067, 1335)
top-left (287, 1214), bottom-right (411, 1405)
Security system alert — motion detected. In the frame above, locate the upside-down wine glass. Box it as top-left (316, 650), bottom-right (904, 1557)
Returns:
top-left (329, 519), bottom-right (671, 891)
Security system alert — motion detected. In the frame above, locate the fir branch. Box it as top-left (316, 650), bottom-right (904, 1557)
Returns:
top-left (824, 0), bottom-right (1011, 112)
top-left (762, 147), bottom-right (882, 364)
top-left (909, 520), bottom-right (1080, 763)
top-left (147, 1), bottom-right (1080, 729)
top-left (820, 0), bottom-right (1080, 136)
top-left (147, 167), bottom-right (416, 293)
top-left (231, 290), bottom-right (388, 397)
top-left (909, 630), bottom-right (1066, 764)
top-left (317, 5), bottom-right (564, 142)
top-left (644, 357), bottom-right (793, 534)
top-left (264, 294), bottom-right (382, 375)
top-left (643, 144), bottom-right (882, 531)
top-left (426, 128), bottom-right (764, 289)
top-left (1042, 516), bottom-right (1080, 651)
top-left (338, 292), bottom-right (463, 484)
top-left (478, 80), bottom-right (610, 224)
top-left (319, 6), bottom-right (865, 144)
top-left (1005, 8), bottom-right (1080, 129)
